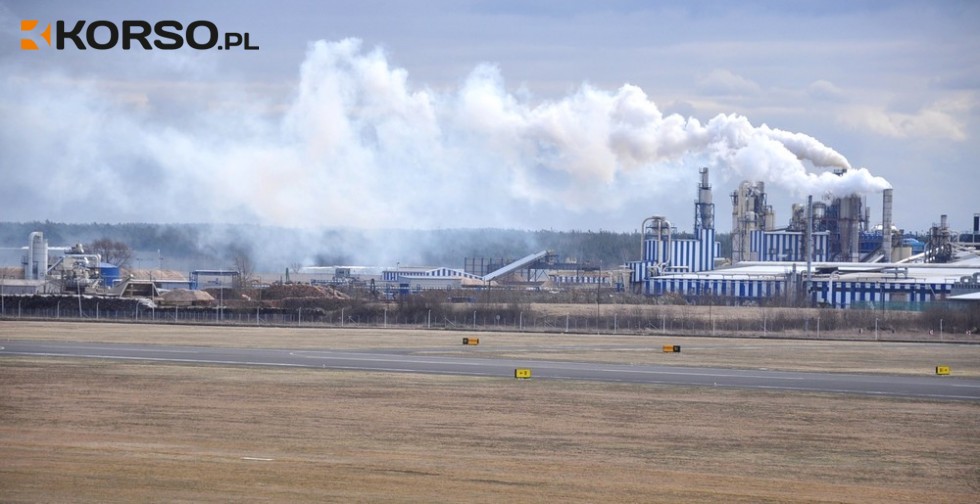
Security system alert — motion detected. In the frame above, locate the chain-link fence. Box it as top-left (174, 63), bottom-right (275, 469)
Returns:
top-left (2, 293), bottom-right (978, 342)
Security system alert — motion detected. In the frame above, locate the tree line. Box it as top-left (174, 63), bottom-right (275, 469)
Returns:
top-left (1, 221), bottom-right (733, 270)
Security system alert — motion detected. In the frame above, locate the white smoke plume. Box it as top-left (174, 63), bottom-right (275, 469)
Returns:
top-left (1, 38), bottom-right (890, 235)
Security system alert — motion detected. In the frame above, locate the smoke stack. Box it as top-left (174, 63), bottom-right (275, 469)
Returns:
top-left (882, 189), bottom-right (893, 262)
top-left (695, 167), bottom-right (714, 233)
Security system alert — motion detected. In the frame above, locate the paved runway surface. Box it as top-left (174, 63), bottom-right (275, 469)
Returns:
top-left (3, 339), bottom-right (979, 401)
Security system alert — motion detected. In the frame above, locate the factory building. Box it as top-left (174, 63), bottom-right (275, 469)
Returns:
top-left (649, 261), bottom-right (973, 308)
top-left (19, 232), bottom-right (105, 292)
top-left (629, 168), bottom-right (721, 284)
top-left (731, 180), bottom-right (774, 262)
top-left (382, 267), bottom-right (484, 283)
top-left (629, 226), bottom-right (718, 283)
top-left (750, 230), bottom-right (830, 262)
top-left (381, 266), bottom-right (489, 293)
top-left (2, 232), bottom-right (190, 297)
top-left (630, 168), bottom-right (980, 309)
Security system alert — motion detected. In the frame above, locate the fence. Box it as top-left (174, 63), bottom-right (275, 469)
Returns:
top-left (2, 295), bottom-right (977, 342)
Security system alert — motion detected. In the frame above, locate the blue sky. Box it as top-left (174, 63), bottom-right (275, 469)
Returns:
top-left (1, 0), bottom-right (977, 234)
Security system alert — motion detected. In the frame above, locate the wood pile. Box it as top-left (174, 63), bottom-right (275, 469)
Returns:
top-left (261, 284), bottom-right (349, 300)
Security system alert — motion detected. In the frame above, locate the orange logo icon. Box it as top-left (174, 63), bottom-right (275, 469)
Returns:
top-left (20, 20), bottom-right (52, 50)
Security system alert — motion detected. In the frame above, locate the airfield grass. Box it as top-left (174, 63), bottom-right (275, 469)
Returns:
top-left (1, 321), bottom-right (979, 502)
top-left (3, 320), bottom-right (979, 377)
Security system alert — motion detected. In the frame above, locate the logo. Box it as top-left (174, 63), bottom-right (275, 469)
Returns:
top-left (20, 20), bottom-right (51, 50)
top-left (19, 20), bottom-right (259, 51)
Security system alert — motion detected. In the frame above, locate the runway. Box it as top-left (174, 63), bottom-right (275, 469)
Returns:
top-left (3, 339), bottom-right (979, 401)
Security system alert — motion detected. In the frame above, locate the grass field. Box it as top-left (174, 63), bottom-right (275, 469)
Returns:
top-left (1, 321), bottom-right (979, 502)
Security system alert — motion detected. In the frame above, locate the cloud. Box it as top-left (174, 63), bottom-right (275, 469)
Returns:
top-left (695, 69), bottom-right (762, 97)
top-left (841, 96), bottom-right (972, 141)
top-left (807, 79), bottom-right (846, 102)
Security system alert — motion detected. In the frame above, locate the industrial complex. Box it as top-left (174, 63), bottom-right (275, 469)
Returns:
top-left (3, 168), bottom-right (979, 311)
top-left (627, 168), bottom-right (980, 309)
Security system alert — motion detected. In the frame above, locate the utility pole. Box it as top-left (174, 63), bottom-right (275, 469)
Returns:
top-left (596, 266), bottom-right (601, 335)
top-left (805, 195), bottom-right (813, 305)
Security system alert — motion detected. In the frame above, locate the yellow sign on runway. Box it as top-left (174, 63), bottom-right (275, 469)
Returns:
top-left (515, 368), bottom-right (532, 379)
top-left (936, 366), bottom-right (951, 375)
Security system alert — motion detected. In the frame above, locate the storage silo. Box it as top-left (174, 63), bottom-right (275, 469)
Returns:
top-left (24, 232), bottom-right (48, 280)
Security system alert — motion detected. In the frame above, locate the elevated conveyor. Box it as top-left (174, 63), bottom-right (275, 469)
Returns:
top-left (481, 250), bottom-right (550, 282)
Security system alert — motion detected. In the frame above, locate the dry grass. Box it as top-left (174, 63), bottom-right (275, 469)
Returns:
top-left (1, 322), bottom-right (979, 502)
top-left (2, 321), bottom-right (979, 377)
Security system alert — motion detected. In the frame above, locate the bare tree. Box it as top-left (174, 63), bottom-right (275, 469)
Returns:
top-left (230, 247), bottom-right (255, 290)
top-left (87, 238), bottom-right (133, 268)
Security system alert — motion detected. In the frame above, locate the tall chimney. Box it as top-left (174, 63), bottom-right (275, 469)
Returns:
top-left (881, 189), bottom-right (893, 262)
top-left (695, 167), bottom-right (714, 233)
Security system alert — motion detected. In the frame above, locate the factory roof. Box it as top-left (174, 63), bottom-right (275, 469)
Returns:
top-left (656, 259), bottom-right (980, 285)
top-left (948, 292), bottom-right (980, 301)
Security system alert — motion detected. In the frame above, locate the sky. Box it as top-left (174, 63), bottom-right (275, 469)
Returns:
top-left (1, 0), bottom-right (978, 235)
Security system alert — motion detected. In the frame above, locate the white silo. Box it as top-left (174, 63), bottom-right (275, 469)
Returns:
top-left (25, 232), bottom-right (48, 280)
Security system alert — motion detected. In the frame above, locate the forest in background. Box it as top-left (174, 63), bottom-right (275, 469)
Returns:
top-left (0, 221), bottom-right (732, 272)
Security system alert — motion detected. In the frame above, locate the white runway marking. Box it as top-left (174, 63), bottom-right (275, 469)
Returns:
top-left (1, 351), bottom-right (310, 368)
top-left (289, 351), bottom-right (493, 367)
top-left (598, 367), bottom-right (806, 380)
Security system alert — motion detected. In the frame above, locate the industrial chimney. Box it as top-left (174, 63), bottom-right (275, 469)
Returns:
top-left (694, 167), bottom-right (714, 233)
top-left (881, 189), bottom-right (893, 262)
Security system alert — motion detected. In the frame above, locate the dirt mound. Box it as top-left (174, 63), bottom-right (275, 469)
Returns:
top-left (262, 283), bottom-right (349, 300)
top-left (161, 289), bottom-right (214, 304)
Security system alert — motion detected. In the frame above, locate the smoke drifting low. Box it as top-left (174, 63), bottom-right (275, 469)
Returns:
top-left (2, 38), bottom-right (890, 235)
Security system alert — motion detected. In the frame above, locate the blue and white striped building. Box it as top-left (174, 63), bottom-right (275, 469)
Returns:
top-left (814, 280), bottom-right (950, 308)
top-left (640, 260), bottom-right (978, 309)
top-left (381, 267), bottom-right (483, 283)
top-left (550, 275), bottom-right (608, 285)
top-left (649, 276), bottom-right (785, 300)
top-left (750, 230), bottom-right (829, 262)
top-left (648, 275), bottom-right (951, 308)
top-left (630, 228), bottom-right (719, 283)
